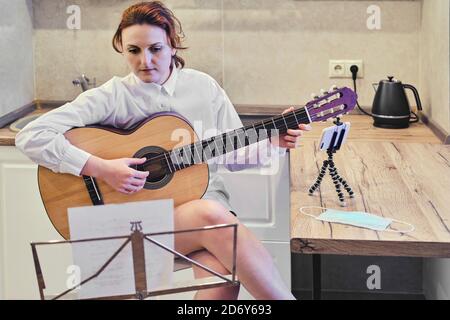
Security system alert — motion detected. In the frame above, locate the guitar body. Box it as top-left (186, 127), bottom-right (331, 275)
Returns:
top-left (38, 113), bottom-right (209, 239)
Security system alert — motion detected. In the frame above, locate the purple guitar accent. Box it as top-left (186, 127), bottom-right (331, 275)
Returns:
top-left (305, 87), bottom-right (358, 122)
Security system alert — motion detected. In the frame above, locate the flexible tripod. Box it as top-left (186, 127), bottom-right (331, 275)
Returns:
top-left (308, 118), bottom-right (354, 207)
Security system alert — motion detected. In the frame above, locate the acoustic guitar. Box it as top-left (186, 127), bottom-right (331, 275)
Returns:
top-left (38, 87), bottom-right (357, 239)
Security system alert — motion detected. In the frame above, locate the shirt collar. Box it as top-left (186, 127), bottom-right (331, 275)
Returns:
top-left (161, 64), bottom-right (178, 96)
top-left (131, 64), bottom-right (178, 96)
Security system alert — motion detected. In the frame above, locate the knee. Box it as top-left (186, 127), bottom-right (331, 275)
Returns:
top-left (196, 200), bottom-right (237, 227)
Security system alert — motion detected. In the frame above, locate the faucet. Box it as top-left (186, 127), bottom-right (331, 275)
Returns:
top-left (72, 74), bottom-right (96, 92)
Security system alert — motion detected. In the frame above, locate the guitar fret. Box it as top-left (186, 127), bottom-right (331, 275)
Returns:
top-left (281, 114), bottom-right (288, 130)
top-left (213, 138), bottom-right (221, 157)
top-left (193, 142), bottom-right (202, 164)
top-left (221, 134), bottom-right (228, 154)
top-left (271, 118), bottom-right (277, 130)
top-left (180, 146), bottom-right (188, 167)
top-left (172, 151), bottom-right (181, 171)
top-left (236, 129), bottom-right (244, 148)
top-left (206, 140), bottom-right (214, 159)
top-left (164, 153), bottom-right (173, 173)
top-left (252, 124), bottom-right (258, 140)
top-left (179, 149), bottom-right (186, 169)
top-left (292, 110), bottom-right (299, 125)
top-left (226, 133), bottom-right (235, 153)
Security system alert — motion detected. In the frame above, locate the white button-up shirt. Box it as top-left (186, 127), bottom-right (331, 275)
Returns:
top-left (15, 67), bottom-right (286, 211)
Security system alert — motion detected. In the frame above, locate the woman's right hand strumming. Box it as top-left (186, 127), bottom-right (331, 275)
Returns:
top-left (81, 156), bottom-right (149, 194)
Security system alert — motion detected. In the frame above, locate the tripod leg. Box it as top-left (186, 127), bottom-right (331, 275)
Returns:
top-left (309, 160), bottom-right (328, 195)
top-left (332, 168), bottom-right (355, 198)
top-left (336, 175), bottom-right (354, 198)
top-left (328, 162), bottom-right (346, 206)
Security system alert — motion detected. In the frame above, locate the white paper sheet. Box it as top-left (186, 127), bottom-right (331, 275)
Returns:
top-left (68, 199), bottom-right (174, 299)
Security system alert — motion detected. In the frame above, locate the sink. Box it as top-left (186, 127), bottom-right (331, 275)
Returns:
top-left (9, 114), bottom-right (42, 132)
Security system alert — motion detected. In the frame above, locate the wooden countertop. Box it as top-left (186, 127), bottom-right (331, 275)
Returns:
top-left (290, 116), bottom-right (450, 258)
top-left (0, 108), bottom-right (55, 146)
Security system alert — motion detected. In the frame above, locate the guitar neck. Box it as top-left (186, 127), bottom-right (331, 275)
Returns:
top-left (164, 107), bottom-right (312, 172)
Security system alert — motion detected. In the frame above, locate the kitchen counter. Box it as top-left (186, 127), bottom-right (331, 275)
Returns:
top-left (0, 106), bottom-right (58, 146)
top-left (291, 114), bottom-right (449, 255)
top-left (291, 140), bottom-right (450, 257)
top-left (0, 101), bottom-right (441, 146)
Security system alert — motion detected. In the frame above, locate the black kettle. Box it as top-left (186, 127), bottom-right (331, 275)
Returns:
top-left (371, 76), bottom-right (423, 129)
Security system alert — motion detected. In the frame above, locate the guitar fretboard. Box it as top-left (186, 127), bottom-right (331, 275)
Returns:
top-left (161, 107), bottom-right (311, 173)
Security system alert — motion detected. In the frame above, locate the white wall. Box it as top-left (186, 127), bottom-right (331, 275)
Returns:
top-left (0, 0), bottom-right (35, 118)
top-left (419, 0), bottom-right (450, 133)
top-left (421, 0), bottom-right (450, 301)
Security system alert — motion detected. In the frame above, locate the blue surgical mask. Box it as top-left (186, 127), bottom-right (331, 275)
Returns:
top-left (300, 207), bottom-right (414, 233)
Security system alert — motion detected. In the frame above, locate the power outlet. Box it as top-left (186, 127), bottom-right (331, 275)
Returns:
top-left (329, 60), bottom-right (364, 78)
top-left (329, 60), bottom-right (346, 78)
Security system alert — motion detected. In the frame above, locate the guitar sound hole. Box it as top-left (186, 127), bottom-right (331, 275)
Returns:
top-left (142, 156), bottom-right (169, 183)
top-left (133, 146), bottom-right (174, 190)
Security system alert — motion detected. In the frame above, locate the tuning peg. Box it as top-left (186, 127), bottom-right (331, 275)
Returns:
top-left (330, 85), bottom-right (338, 92)
top-left (311, 93), bottom-right (319, 100)
top-left (320, 89), bottom-right (329, 96)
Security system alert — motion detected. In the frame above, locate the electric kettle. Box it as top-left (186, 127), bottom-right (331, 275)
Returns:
top-left (371, 76), bottom-right (423, 129)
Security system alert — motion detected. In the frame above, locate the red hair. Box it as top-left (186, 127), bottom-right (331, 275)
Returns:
top-left (112, 1), bottom-right (187, 68)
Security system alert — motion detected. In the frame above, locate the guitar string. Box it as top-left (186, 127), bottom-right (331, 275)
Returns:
top-left (141, 109), bottom-right (311, 171)
top-left (140, 111), bottom-right (328, 173)
top-left (142, 107), bottom-right (349, 173)
top-left (142, 108), bottom-right (309, 166)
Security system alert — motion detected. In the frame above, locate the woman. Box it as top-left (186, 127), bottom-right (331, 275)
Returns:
top-left (16, 1), bottom-right (311, 300)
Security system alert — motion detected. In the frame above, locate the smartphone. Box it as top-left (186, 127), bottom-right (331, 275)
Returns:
top-left (318, 122), bottom-right (351, 151)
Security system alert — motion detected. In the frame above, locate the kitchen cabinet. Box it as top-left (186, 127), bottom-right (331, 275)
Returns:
top-left (219, 153), bottom-right (291, 299)
top-left (0, 147), bottom-right (65, 299)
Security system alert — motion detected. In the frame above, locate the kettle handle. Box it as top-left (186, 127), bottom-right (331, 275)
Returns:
top-left (403, 84), bottom-right (423, 112)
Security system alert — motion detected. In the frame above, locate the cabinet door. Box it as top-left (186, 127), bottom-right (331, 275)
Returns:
top-left (218, 154), bottom-right (290, 242)
top-left (0, 147), bottom-right (65, 299)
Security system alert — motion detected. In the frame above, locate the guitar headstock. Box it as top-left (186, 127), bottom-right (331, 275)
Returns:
top-left (305, 86), bottom-right (357, 123)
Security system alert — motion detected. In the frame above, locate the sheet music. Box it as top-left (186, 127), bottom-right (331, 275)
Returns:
top-left (68, 199), bottom-right (174, 299)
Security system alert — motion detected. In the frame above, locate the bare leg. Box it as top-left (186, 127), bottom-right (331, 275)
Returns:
top-left (189, 250), bottom-right (240, 300)
top-left (174, 199), bottom-right (295, 300)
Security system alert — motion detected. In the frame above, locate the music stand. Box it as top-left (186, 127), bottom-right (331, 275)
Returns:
top-left (31, 222), bottom-right (239, 300)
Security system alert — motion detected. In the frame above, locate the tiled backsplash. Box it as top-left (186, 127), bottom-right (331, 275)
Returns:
top-left (32, 0), bottom-right (421, 108)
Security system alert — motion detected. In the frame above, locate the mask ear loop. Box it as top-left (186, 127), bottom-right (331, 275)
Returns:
top-left (299, 206), bottom-right (329, 219)
top-left (385, 218), bottom-right (415, 234)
